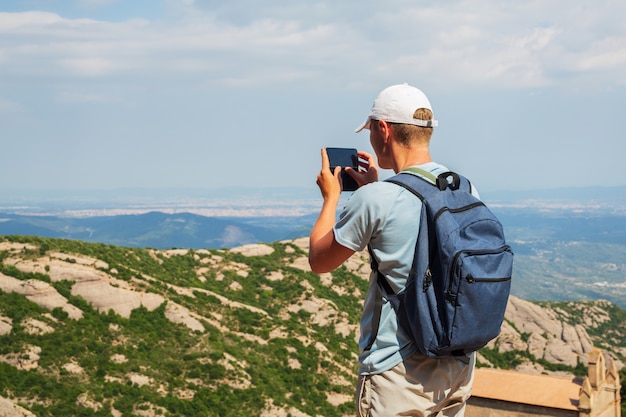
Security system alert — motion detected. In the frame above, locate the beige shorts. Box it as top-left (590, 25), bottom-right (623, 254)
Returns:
top-left (356, 351), bottom-right (475, 417)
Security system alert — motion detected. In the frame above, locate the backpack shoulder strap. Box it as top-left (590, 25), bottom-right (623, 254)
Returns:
top-left (363, 174), bottom-right (432, 352)
top-left (364, 244), bottom-right (395, 351)
top-left (385, 171), bottom-right (437, 203)
top-left (388, 169), bottom-right (473, 197)
top-left (402, 167), bottom-right (438, 183)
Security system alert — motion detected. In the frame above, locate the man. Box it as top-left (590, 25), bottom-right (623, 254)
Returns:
top-left (309, 83), bottom-right (475, 417)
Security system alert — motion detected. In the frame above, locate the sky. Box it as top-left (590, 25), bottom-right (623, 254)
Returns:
top-left (1, 0), bottom-right (626, 197)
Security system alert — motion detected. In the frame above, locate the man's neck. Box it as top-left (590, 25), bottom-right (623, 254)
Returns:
top-left (392, 148), bottom-right (432, 173)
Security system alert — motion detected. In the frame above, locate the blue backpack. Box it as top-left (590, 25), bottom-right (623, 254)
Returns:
top-left (366, 168), bottom-right (513, 358)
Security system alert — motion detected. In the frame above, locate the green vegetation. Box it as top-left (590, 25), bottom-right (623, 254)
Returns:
top-left (0, 235), bottom-right (359, 416)
top-left (478, 346), bottom-right (588, 377)
top-left (0, 234), bottom-right (623, 416)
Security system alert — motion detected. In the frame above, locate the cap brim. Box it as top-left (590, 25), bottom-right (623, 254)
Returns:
top-left (355, 117), bottom-right (371, 133)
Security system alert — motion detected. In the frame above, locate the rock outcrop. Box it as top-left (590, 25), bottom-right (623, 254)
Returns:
top-left (0, 237), bottom-right (623, 416)
top-left (0, 239), bottom-right (614, 372)
top-left (490, 296), bottom-right (596, 369)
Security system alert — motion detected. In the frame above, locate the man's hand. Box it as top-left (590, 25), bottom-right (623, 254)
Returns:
top-left (316, 148), bottom-right (342, 201)
top-left (309, 148), bottom-right (355, 273)
top-left (345, 150), bottom-right (379, 187)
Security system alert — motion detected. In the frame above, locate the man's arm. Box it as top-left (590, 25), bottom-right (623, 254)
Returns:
top-left (309, 203), bottom-right (355, 274)
top-left (309, 148), bottom-right (355, 273)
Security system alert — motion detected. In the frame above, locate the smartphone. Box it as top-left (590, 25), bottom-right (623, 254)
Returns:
top-left (326, 147), bottom-right (359, 191)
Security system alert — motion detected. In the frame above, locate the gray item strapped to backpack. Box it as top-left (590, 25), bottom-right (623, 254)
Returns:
top-left (366, 168), bottom-right (513, 358)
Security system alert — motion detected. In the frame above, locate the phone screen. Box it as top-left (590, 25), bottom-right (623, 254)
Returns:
top-left (326, 147), bottom-right (359, 191)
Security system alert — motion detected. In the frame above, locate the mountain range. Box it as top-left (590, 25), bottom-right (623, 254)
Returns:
top-left (2, 193), bottom-right (626, 309)
top-left (0, 235), bottom-right (624, 416)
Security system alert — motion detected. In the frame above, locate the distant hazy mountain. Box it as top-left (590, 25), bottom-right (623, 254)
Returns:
top-left (0, 211), bottom-right (317, 250)
top-left (1, 185), bottom-right (625, 308)
top-left (486, 185), bottom-right (626, 205)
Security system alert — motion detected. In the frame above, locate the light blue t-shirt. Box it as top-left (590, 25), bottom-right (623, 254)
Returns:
top-left (333, 162), bottom-right (478, 375)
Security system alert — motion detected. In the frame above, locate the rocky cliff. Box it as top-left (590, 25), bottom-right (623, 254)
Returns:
top-left (0, 236), bottom-right (624, 416)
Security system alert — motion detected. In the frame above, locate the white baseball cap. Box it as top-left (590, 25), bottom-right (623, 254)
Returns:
top-left (355, 83), bottom-right (438, 132)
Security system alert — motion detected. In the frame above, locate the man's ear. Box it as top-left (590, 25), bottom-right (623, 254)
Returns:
top-left (378, 120), bottom-right (392, 143)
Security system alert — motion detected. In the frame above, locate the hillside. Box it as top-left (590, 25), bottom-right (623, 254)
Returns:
top-left (0, 235), bottom-right (625, 417)
top-left (2, 203), bottom-right (626, 309)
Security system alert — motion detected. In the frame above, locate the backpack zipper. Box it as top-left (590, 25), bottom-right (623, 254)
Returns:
top-left (433, 201), bottom-right (485, 222)
top-left (423, 267), bottom-right (432, 291)
top-left (446, 245), bottom-right (512, 300)
top-left (466, 275), bottom-right (512, 283)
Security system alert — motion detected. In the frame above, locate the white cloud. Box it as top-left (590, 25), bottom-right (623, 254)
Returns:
top-left (0, 97), bottom-right (23, 112)
top-left (78, 0), bottom-right (121, 8)
top-left (1, 1), bottom-right (625, 192)
top-left (1, 2), bottom-right (625, 93)
top-left (575, 39), bottom-right (626, 72)
top-left (59, 57), bottom-right (123, 76)
top-left (56, 91), bottom-right (121, 103)
top-left (0, 11), bottom-right (64, 30)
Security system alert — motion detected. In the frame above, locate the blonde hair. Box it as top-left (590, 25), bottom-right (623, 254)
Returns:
top-left (390, 108), bottom-right (434, 147)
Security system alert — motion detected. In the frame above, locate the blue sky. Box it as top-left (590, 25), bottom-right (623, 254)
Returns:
top-left (1, 0), bottom-right (625, 195)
